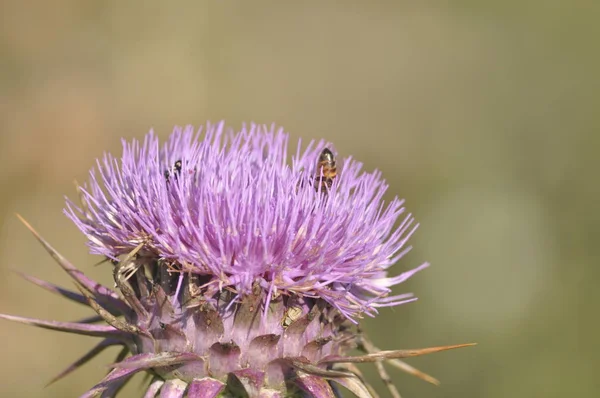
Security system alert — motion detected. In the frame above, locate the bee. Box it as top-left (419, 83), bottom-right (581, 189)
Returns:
top-left (314, 148), bottom-right (337, 192)
top-left (164, 160), bottom-right (182, 182)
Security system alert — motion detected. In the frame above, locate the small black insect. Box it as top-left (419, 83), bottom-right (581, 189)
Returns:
top-left (164, 160), bottom-right (182, 182)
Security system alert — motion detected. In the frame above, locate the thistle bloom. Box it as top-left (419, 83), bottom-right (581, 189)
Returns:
top-left (1, 123), bottom-right (473, 397)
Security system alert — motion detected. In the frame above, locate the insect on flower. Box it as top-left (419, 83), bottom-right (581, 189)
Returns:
top-left (314, 147), bottom-right (337, 193)
top-left (0, 123), bottom-right (475, 398)
top-left (296, 147), bottom-right (337, 194)
top-left (164, 159), bottom-right (183, 182)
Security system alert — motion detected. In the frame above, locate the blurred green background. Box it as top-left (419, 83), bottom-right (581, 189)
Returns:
top-left (1, 1), bottom-right (598, 397)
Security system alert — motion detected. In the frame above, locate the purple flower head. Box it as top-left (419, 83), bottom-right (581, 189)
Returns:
top-left (66, 122), bottom-right (427, 322)
top-left (2, 121), bottom-right (474, 397)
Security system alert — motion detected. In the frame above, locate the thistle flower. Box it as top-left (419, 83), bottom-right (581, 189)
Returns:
top-left (1, 122), bottom-right (473, 397)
